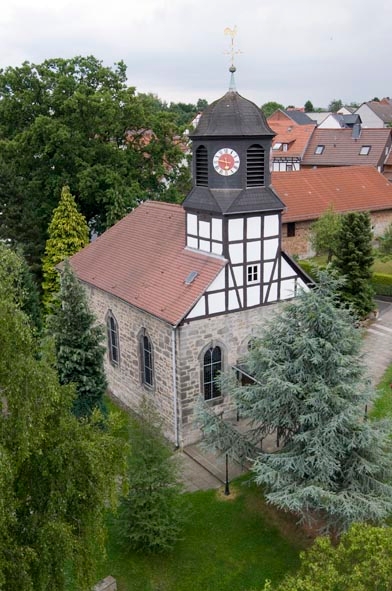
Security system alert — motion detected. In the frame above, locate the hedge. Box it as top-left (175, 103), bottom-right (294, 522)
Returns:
top-left (297, 262), bottom-right (392, 297)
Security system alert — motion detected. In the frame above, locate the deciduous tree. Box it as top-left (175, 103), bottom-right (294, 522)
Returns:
top-left (0, 266), bottom-right (125, 590)
top-left (261, 101), bottom-right (285, 118)
top-left (197, 272), bottom-right (392, 535)
top-left (264, 523), bottom-right (392, 591)
top-left (0, 56), bottom-right (189, 278)
top-left (309, 205), bottom-right (341, 262)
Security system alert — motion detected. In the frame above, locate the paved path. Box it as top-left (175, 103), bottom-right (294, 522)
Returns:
top-left (179, 298), bottom-right (392, 492)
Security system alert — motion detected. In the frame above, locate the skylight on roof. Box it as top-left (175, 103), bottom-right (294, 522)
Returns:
top-left (314, 145), bottom-right (325, 155)
top-left (185, 271), bottom-right (198, 285)
top-left (273, 142), bottom-right (282, 150)
top-left (359, 145), bottom-right (371, 155)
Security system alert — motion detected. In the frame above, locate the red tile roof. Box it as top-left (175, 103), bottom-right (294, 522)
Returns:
top-left (302, 128), bottom-right (392, 167)
top-left (272, 166), bottom-right (392, 223)
top-left (269, 122), bottom-right (316, 159)
top-left (70, 201), bottom-right (226, 325)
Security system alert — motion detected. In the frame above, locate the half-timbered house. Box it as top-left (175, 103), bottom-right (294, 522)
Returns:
top-left (70, 72), bottom-right (309, 446)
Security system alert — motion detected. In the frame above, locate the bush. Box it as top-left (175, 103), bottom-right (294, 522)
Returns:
top-left (371, 272), bottom-right (392, 296)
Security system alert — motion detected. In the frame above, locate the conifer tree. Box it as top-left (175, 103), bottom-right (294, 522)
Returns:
top-left (42, 185), bottom-right (89, 314)
top-left (48, 260), bottom-right (107, 419)
top-left (333, 211), bottom-right (374, 317)
top-left (197, 272), bottom-right (392, 534)
top-left (116, 398), bottom-right (186, 553)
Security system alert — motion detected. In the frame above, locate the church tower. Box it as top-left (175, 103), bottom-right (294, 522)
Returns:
top-left (183, 69), bottom-right (301, 319)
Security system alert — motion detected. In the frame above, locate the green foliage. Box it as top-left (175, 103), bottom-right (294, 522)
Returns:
top-left (48, 260), bottom-right (107, 419)
top-left (304, 100), bottom-right (314, 112)
top-left (0, 56), bottom-right (189, 277)
top-left (198, 271), bottom-right (392, 534)
top-left (333, 211), bottom-right (375, 317)
top-left (0, 242), bottom-right (42, 331)
top-left (99, 475), bottom-right (304, 591)
top-left (377, 222), bottom-right (392, 255)
top-left (42, 185), bottom-right (89, 314)
top-left (328, 98), bottom-right (343, 112)
top-left (309, 205), bottom-right (341, 262)
top-left (0, 276), bottom-right (126, 590)
top-left (261, 101), bottom-right (285, 118)
top-left (116, 398), bottom-right (186, 553)
top-left (371, 272), bottom-right (392, 296)
top-left (273, 523), bottom-right (392, 591)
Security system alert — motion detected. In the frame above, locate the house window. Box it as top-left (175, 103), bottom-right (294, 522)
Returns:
top-left (247, 144), bottom-right (265, 186)
top-left (286, 164), bottom-right (293, 171)
top-left (203, 346), bottom-right (222, 400)
top-left (287, 222), bottom-right (296, 237)
top-left (247, 264), bottom-right (259, 283)
top-left (359, 145), bottom-right (371, 155)
top-left (140, 330), bottom-right (154, 387)
top-left (195, 145), bottom-right (208, 186)
top-left (314, 145), bottom-right (325, 155)
top-left (282, 143), bottom-right (288, 152)
top-left (107, 311), bottom-right (119, 366)
top-left (272, 142), bottom-right (282, 150)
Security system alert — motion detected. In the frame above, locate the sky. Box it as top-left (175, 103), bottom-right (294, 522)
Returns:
top-left (0, 0), bottom-right (391, 110)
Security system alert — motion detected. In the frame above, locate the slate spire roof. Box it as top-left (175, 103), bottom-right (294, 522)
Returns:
top-left (191, 89), bottom-right (275, 138)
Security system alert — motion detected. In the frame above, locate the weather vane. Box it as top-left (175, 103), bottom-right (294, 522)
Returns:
top-left (224, 26), bottom-right (242, 70)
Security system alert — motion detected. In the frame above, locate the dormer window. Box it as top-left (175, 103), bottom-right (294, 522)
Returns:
top-left (359, 145), bottom-right (371, 155)
top-left (314, 145), bottom-right (325, 155)
top-left (195, 145), bottom-right (208, 186)
top-left (273, 142), bottom-right (282, 150)
top-left (247, 144), bottom-right (265, 187)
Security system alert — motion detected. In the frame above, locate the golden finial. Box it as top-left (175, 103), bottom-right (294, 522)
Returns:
top-left (224, 26), bottom-right (242, 70)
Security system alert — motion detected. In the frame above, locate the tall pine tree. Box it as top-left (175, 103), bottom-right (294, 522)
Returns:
top-left (42, 185), bottom-right (89, 315)
top-left (197, 272), bottom-right (392, 534)
top-left (333, 211), bottom-right (374, 317)
top-left (48, 260), bottom-right (107, 419)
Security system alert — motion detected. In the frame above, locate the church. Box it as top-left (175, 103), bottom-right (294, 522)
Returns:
top-left (69, 68), bottom-right (309, 446)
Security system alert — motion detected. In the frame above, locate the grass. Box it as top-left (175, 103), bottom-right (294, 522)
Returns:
top-left (371, 363), bottom-right (392, 420)
top-left (96, 476), bottom-right (309, 591)
top-left (300, 254), bottom-right (392, 275)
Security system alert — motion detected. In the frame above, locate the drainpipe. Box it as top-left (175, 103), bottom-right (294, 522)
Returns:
top-left (171, 326), bottom-right (179, 448)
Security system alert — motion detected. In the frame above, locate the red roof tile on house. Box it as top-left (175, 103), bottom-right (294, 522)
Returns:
top-left (69, 201), bottom-right (226, 325)
top-left (272, 166), bottom-right (392, 223)
top-left (302, 128), bottom-right (392, 167)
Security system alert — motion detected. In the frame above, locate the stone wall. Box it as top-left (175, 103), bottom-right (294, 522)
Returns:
top-left (83, 283), bottom-right (176, 442)
top-left (83, 281), bottom-right (281, 447)
top-left (283, 210), bottom-right (392, 259)
top-left (176, 304), bottom-right (278, 446)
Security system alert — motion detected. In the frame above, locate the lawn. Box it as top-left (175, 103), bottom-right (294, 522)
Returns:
top-left (97, 476), bottom-right (309, 591)
top-left (371, 362), bottom-right (392, 420)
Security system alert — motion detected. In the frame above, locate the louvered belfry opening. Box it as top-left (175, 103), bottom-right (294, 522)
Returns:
top-left (247, 144), bottom-right (265, 187)
top-left (195, 145), bottom-right (208, 186)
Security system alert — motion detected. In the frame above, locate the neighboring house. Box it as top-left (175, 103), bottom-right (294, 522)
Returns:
top-left (69, 79), bottom-right (309, 447)
top-left (268, 110), bottom-right (315, 171)
top-left (301, 127), bottom-right (392, 174)
top-left (317, 113), bottom-right (362, 129)
top-left (355, 99), bottom-right (392, 128)
top-left (272, 166), bottom-right (392, 258)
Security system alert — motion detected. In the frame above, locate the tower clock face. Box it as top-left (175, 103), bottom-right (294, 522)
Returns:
top-left (213, 148), bottom-right (240, 176)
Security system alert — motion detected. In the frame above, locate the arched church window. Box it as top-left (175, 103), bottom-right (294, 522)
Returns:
top-left (246, 144), bottom-right (265, 187)
top-left (106, 310), bottom-right (120, 366)
top-left (203, 346), bottom-right (222, 400)
top-left (140, 330), bottom-right (154, 388)
top-left (195, 145), bottom-right (208, 186)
